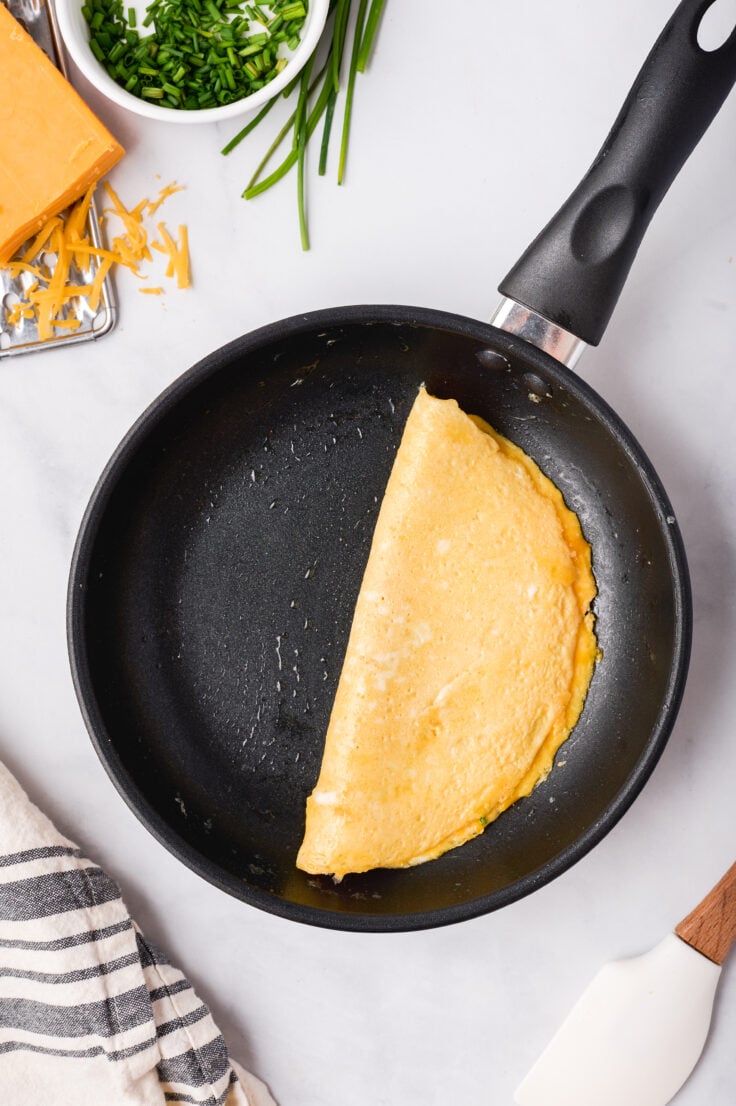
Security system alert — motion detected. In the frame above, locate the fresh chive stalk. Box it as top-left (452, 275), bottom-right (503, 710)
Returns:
top-left (355, 0), bottom-right (383, 71)
top-left (331, 0), bottom-right (350, 92)
top-left (337, 0), bottom-right (367, 185)
top-left (242, 57), bottom-right (330, 195)
top-left (223, 0), bottom-right (386, 248)
top-left (295, 53), bottom-right (314, 249)
top-left (317, 87), bottom-right (336, 176)
top-left (220, 96), bottom-right (278, 154)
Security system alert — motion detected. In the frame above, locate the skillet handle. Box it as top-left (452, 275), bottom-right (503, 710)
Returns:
top-left (498, 0), bottom-right (736, 347)
top-left (675, 860), bottom-right (736, 965)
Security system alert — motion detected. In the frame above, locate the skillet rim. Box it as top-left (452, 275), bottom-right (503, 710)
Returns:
top-left (66, 303), bottom-right (693, 932)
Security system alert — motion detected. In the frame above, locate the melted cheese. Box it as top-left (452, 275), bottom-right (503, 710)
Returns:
top-left (0, 4), bottom-right (124, 265)
top-left (297, 388), bottom-right (597, 878)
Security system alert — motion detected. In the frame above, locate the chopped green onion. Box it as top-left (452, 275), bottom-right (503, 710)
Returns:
top-left (83, 0), bottom-right (307, 111)
top-left (280, 1), bottom-right (305, 18)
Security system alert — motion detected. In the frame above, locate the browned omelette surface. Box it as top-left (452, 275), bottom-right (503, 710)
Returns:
top-left (297, 388), bottom-right (597, 878)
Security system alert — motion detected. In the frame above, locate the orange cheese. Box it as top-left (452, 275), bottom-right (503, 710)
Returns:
top-left (0, 4), bottom-right (124, 265)
top-left (3, 180), bottom-right (190, 339)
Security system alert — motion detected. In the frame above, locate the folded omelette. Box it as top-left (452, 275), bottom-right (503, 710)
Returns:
top-left (297, 387), bottom-right (597, 879)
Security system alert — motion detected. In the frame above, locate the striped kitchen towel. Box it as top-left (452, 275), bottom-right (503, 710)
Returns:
top-left (0, 760), bottom-right (276, 1106)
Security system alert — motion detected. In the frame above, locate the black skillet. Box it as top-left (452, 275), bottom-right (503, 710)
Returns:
top-left (68, 0), bottom-right (736, 931)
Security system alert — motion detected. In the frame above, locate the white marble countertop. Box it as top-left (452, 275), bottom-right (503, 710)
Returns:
top-left (2, 0), bottom-right (735, 1102)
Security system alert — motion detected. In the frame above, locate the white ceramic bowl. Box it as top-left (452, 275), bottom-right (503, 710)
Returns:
top-left (55, 0), bottom-right (329, 124)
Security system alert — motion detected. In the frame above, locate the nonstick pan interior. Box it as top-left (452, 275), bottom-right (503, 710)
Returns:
top-left (68, 306), bottom-right (691, 931)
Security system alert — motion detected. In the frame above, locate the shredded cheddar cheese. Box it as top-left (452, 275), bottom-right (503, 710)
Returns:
top-left (151, 223), bottom-right (190, 289)
top-left (144, 181), bottom-right (185, 217)
top-left (3, 179), bottom-right (191, 341)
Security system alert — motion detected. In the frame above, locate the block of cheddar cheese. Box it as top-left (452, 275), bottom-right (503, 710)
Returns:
top-left (0, 3), bottom-right (124, 265)
top-left (297, 388), bottom-right (598, 879)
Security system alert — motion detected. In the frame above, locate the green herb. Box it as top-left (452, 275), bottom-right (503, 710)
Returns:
top-left (336, 0), bottom-right (366, 185)
top-left (355, 0), bottom-right (382, 71)
top-left (222, 0), bottom-right (386, 248)
top-left (479, 816), bottom-right (488, 827)
top-left (83, 0), bottom-right (307, 110)
top-left (317, 87), bottom-right (336, 176)
top-left (294, 52), bottom-right (314, 250)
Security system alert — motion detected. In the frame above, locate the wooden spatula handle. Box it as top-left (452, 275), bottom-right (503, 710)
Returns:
top-left (675, 861), bottom-right (736, 965)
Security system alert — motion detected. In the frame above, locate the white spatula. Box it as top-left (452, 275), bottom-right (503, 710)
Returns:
top-left (515, 861), bottom-right (736, 1106)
